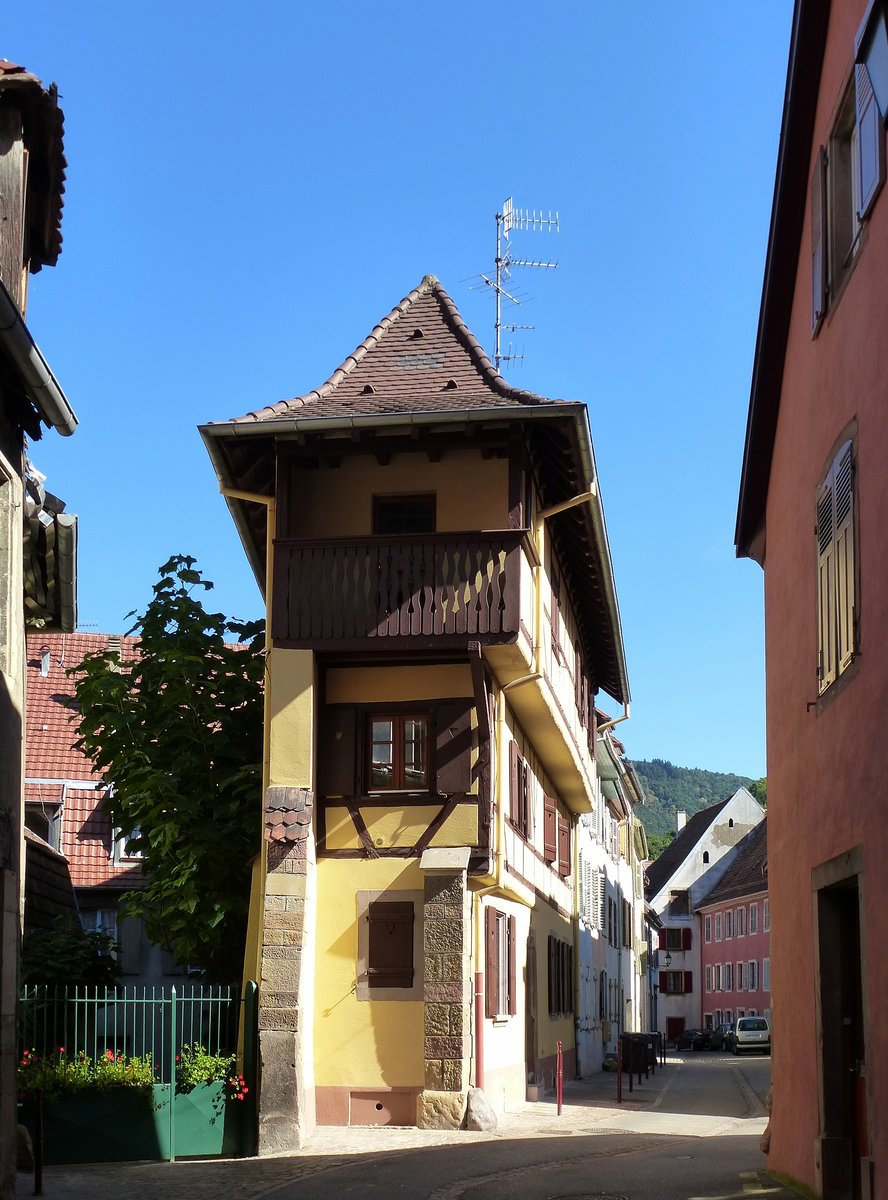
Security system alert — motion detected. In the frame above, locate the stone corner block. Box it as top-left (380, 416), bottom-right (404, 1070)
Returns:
top-left (417, 1088), bottom-right (467, 1131)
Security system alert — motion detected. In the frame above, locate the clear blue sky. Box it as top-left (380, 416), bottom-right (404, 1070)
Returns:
top-left (8, 2), bottom-right (792, 779)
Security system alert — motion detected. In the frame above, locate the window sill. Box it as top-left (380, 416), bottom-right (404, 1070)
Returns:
top-left (492, 1016), bottom-right (510, 1027)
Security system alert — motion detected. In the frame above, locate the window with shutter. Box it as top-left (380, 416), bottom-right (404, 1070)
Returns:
top-left (543, 795), bottom-right (557, 863)
top-left (557, 814), bottom-right (571, 878)
top-left (367, 901), bottom-right (414, 989)
top-left (597, 872), bottom-right (606, 932)
top-left (817, 440), bottom-right (857, 692)
top-left (856, 62), bottom-right (886, 220)
top-left (485, 906), bottom-right (515, 1018)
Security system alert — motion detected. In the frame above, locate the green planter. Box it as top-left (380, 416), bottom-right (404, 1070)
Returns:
top-left (22, 1082), bottom-right (243, 1164)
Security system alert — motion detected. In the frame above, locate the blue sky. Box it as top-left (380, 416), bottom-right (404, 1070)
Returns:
top-left (8, 2), bottom-right (792, 778)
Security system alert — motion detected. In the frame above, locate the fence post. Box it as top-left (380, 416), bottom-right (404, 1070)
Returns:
top-left (556, 1040), bottom-right (563, 1116)
top-left (168, 986), bottom-right (177, 1163)
top-left (616, 1038), bottom-right (622, 1104)
top-left (241, 981), bottom-right (259, 1157)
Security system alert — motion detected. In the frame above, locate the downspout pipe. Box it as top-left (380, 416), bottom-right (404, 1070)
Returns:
top-left (597, 704), bottom-right (630, 734)
top-left (538, 488), bottom-right (597, 521)
top-left (0, 280), bottom-right (77, 437)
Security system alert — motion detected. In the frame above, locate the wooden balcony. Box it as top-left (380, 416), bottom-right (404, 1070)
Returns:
top-left (271, 531), bottom-right (523, 650)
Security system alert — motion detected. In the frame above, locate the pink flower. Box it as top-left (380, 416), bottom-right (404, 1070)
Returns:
top-left (59, 1046), bottom-right (66, 1054)
top-left (105, 1049), bottom-right (114, 1060)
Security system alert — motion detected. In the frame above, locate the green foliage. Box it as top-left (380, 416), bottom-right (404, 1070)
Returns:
top-left (645, 831), bottom-right (676, 860)
top-left (72, 556), bottom-right (264, 982)
top-left (21, 918), bottom-right (120, 988)
top-left (633, 758), bottom-right (755, 843)
top-left (176, 1043), bottom-right (235, 1089)
top-left (18, 1047), bottom-right (156, 1101)
top-left (748, 777), bottom-right (767, 807)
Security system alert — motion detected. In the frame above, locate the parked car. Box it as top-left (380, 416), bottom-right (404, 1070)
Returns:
top-left (709, 1022), bottom-right (734, 1051)
top-left (731, 1016), bottom-right (771, 1055)
top-left (674, 1028), bottom-right (711, 1051)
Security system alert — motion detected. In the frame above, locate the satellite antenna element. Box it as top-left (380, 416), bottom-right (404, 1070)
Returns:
top-left (474, 196), bottom-right (559, 370)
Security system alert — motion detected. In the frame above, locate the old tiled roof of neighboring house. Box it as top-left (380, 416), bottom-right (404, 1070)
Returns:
top-left (26, 631), bottom-right (143, 890)
top-left (0, 60), bottom-right (66, 271)
top-left (228, 275), bottom-right (553, 426)
top-left (23, 829), bottom-right (77, 932)
top-left (696, 818), bottom-right (768, 909)
top-left (644, 800), bottom-right (730, 900)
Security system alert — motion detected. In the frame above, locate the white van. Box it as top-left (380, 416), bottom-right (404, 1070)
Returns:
top-left (731, 1016), bottom-right (771, 1055)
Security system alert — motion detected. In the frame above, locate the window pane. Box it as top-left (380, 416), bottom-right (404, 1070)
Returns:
top-left (403, 718), bottom-right (427, 786)
top-left (370, 720), bottom-right (394, 788)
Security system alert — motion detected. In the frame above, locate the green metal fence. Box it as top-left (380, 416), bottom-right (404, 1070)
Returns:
top-left (19, 982), bottom-right (258, 1163)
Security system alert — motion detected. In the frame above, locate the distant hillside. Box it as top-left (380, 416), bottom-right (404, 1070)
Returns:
top-left (631, 759), bottom-right (758, 854)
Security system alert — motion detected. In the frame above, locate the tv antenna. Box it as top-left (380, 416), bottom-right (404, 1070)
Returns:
top-left (474, 196), bottom-right (559, 370)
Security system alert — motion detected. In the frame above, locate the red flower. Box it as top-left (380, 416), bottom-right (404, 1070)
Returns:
top-left (59, 1046), bottom-right (66, 1054)
top-left (242, 1086), bottom-right (249, 1094)
top-left (105, 1049), bottom-right (114, 1060)
top-left (236, 1094), bottom-right (244, 1101)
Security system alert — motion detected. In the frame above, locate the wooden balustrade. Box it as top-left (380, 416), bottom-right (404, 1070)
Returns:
top-left (271, 531), bottom-right (523, 649)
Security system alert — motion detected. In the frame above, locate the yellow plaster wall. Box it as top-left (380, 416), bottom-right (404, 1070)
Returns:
top-left (531, 902), bottom-right (576, 1059)
top-left (325, 804), bottom-right (479, 850)
top-left (290, 451), bottom-right (508, 538)
top-left (314, 859), bottom-right (425, 1087)
top-left (326, 664), bottom-right (472, 704)
top-left (269, 648), bottom-right (315, 788)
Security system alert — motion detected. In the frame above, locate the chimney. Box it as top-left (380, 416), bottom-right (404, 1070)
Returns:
top-left (676, 811), bottom-right (687, 832)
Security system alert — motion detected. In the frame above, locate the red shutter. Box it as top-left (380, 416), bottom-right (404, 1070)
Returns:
top-left (811, 146), bottom-right (828, 333)
top-left (558, 815), bottom-right (571, 878)
top-left (485, 907), bottom-right (498, 1018)
top-left (682, 927), bottom-right (692, 951)
top-left (659, 971), bottom-right (668, 993)
top-left (509, 742), bottom-right (520, 827)
top-left (435, 701), bottom-right (473, 793)
top-left (856, 62), bottom-right (885, 220)
top-left (543, 795), bottom-right (557, 863)
top-left (658, 928), bottom-right (667, 950)
top-left (508, 914), bottom-right (516, 1015)
top-left (683, 971), bottom-right (693, 995)
top-left (367, 901), bottom-right (414, 988)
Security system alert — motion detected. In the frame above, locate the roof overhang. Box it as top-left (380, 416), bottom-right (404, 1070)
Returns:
top-left (735, 0), bottom-right (831, 560)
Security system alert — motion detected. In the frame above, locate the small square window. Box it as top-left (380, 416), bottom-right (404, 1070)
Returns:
top-left (367, 714), bottom-right (429, 791)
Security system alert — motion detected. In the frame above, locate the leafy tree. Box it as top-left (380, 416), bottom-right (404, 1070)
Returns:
top-left (22, 917), bottom-right (119, 987)
top-left (748, 777), bottom-right (768, 807)
top-left (645, 831), bottom-right (675, 861)
top-left (73, 556), bottom-right (264, 982)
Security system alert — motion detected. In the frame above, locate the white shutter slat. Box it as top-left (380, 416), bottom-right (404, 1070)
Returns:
top-left (856, 63), bottom-right (886, 220)
top-left (817, 475), bottom-right (837, 692)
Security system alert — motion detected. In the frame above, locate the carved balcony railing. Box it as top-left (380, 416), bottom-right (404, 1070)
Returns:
top-left (271, 531), bottom-right (523, 649)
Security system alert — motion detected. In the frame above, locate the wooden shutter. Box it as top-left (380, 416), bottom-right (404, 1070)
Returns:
top-left (509, 741), bottom-right (520, 827)
top-left (683, 971), bottom-right (693, 994)
top-left (597, 873), bottom-right (606, 932)
top-left (682, 927), bottom-right (692, 951)
top-left (543, 795), bottom-right (557, 863)
top-left (816, 470), bottom-right (837, 692)
top-left (485, 906), bottom-right (498, 1017)
top-left (659, 971), bottom-right (668, 994)
top-left (435, 701), bottom-right (473, 793)
top-left (508, 914), bottom-right (516, 1015)
top-left (811, 146), bottom-right (828, 333)
top-left (856, 63), bottom-right (885, 220)
top-left (318, 706), bottom-right (358, 797)
top-left (367, 901), bottom-right (414, 989)
top-left (834, 442), bottom-right (856, 672)
top-left (558, 815), bottom-right (570, 877)
top-left (658, 928), bottom-right (667, 950)
top-left (550, 567), bottom-right (561, 655)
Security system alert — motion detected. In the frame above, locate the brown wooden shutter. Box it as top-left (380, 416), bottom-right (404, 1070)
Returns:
top-left (683, 971), bottom-right (693, 994)
top-left (435, 701), bottom-right (473, 793)
top-left (658, 928), bottom-right (667, 950)
top-left (509, 741), bottom-right (520, 827)
top-left (485, 906), bottom-right (498, 1017)
top-left (318, 706), bottom-right (358, 797)
top-left (659, 970), bottom-right (668, 994)
top-left (811, 146), bottom-right (828, 334)
top-left (856, 63), bottom-right (886, 220)
top-left (834, 442), bottom-right (856, 672)
top-left (817, 468), bottom-right (838, 692)
top-left (557, 815), bottom-right (570, 877)
top-left (367, 901), bottom-right (414, 988)
top-left (543, 795), bottom-right (557, 863)
top-left (550, 567), bottom-right (561, 654)
top-left (508, 914), bottom-right (516, 1015)
top-left (682, 927), bottom-right (692, 951)
top-left (547, 935), bottom-right (555, 1015)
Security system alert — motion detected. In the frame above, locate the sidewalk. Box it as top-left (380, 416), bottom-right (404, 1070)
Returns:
top-left (15, 1058), bottom-right (793, 1200)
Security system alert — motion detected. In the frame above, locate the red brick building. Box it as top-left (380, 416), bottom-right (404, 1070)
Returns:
top-left (736, 2), bottom-right (888, 1194)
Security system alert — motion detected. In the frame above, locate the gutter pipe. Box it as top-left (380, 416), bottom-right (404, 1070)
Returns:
top-left (0, 280), bottom-right (77, 437)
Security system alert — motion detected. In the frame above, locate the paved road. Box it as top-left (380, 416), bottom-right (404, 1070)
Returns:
top-left (17, 1051), bottom-right (786, 1200)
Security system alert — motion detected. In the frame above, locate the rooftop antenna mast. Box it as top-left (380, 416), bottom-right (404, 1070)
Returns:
top-left (478, 196), bottom-right (559, 370)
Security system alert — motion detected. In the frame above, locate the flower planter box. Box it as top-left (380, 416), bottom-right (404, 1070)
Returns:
top-left (22, 1083), bottom-right (243, 1164)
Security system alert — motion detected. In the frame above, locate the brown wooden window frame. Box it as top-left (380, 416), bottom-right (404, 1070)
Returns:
top-left (485, 906), bottom-right (516, 1019)
top-left (547, 933), bottom-right (573, 1018)
top-left (366, 712), bottom-right (430, 793)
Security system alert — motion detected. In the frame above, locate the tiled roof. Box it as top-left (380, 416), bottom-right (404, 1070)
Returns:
top-left (0, 60), bottom-right (66, 271)
top-left (25, 632), bottom-right (143, 890)
top-left (696, 818), bottom-right (768, 908)
top-left (222, 276), bottom-right (563, 426)
top-left (23, 829), bottom-right (77, 932)
top-left (644, 800), bottom-right (729, 899)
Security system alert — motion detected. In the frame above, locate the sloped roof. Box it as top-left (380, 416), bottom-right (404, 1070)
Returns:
top-left (645, 800), bottom-right (729, 899)
top-left (0, 60), bottom-right (66, 272)
top-left (26, 632), bottom-right (143, 890)
top-left (225, 276), bottom-right (557, 427)
top-left (696, 818), bottom-right (768, 908)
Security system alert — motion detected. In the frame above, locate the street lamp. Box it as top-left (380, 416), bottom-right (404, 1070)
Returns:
top-left (664, 951), bottom-right (672, 969)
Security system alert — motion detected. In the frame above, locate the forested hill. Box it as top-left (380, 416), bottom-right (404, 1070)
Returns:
top-left (631, 759), bottom-right (759, 856)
